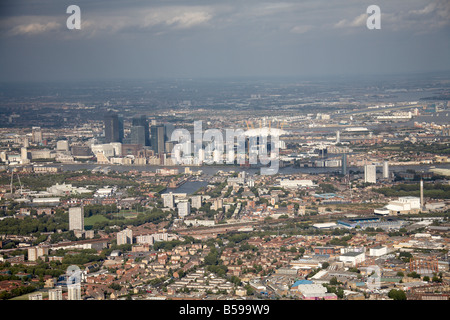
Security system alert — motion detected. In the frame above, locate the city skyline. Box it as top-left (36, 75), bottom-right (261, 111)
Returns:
top-left (0, 0), bottom-right (449, 306)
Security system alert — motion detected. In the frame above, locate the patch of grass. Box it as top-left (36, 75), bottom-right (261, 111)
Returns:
top-left (84, 215), bottom-right (109, 226)
top-left (10, 291), bottom-right (48, 300)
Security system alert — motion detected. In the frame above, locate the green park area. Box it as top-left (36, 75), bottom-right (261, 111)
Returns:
top-left (10, 291), bottom-right (48, 301)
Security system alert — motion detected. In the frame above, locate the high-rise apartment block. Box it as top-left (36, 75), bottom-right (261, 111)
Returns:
top-left (49, 287), bottom-right (63, 300)
top-left (364, 164), bottom-right (377, 184)
top-left (177, 201), bottom-right (190, 218)
top-left (32, 127), bottom-right (43, 143)
top-left (162, 193), bottom-right (175, 209)
top-left (68, 286), bottom-right (81, 300)
top-left (383, 160), bottom-right (389, 179)
top-left (69, 207), bottom-right (84, 231)
top-left (191, 195), bottom-right (202, 209)
top-left (117, 228), bottom-right (133, 245)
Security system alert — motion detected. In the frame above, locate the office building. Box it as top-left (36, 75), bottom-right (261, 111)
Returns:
top-left (132, 115), bottom-right (150, 146)
top-left (130, 125), bottom-right (146, 146)
top-left (69, 207), bottom-right (84, 231)
top-left (56, 140), bottom-right (70, 152)
top-left (364, 164), bottom-right (377, 184)
top-left (150, 125), bottom-right (166, 154)
top-left (71, 145), bottom-right (92, 158)
top-left (104, 112), bottom-right (123, 143)
top-left (164, 123), bottom-right (175, 142)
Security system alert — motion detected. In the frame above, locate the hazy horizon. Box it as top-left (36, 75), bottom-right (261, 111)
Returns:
top-left (1, 0), bottom-right (449, 82)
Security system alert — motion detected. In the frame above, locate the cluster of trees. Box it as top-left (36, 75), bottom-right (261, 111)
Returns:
top-left (388, 289), bottom-right (407, 300)
top-left (109, 283), bottom-right (123, 291)
top-left (0, 261), bottom-right (66, 282)
top-left (319, 183), bottom-right (338, 194)
top-left (49, 230), bottom-right (78, 244)
top-left (375, 183), bottom-right (450, 199)
top-left (327, 235), bottom-right (353, 246)
top-left (62, 252), bottom-right (103, 266)
top-left (0, 214), bottom-right (68, 236)
top-left (225, 233), bottom-right (252, 245)
top-left (153, 236), bottom-right (200, 252)
top-left (202, 247), bottom-right (228, 277)
top-left (206, 182), bottom-right (227, 198)
top-left (0, 285), bottom-right (37, 300)
top-left (323, 282), bottom-right (344, 299)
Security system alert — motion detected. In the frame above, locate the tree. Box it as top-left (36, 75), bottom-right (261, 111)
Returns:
top-left (330, 277), bottom-right (338, 285)
top-left (432, 275), bottom-right (442, 283)
top-left (407, 271), bottom-right (421, 279)
top-left (388, 289), bottom-right (406, 300)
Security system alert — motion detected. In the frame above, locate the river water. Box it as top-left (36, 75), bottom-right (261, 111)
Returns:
top-left (42, 162), bottom-right (450, 195)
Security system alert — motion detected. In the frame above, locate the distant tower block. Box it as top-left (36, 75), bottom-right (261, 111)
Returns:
top-left (341, 153), bottom-right (347, 175)
top-left (69, 207), bottom-right (84, 231)
top-left (383, 160), bottom-right (389, 179)
top-left (364, 164), bottom-right (377, 184)
top-left (32, 127), bottom-right (43, 143)
top-left (336, 130), bottom-right (341, 143)
top-left (420, 180), bottom-right (424, 209)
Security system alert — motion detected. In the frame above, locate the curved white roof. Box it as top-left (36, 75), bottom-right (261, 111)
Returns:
top-left (244, 127), bottom-right (287, 137)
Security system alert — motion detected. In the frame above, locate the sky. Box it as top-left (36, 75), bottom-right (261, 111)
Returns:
top-left (0, 0), bottom-right (449, 82)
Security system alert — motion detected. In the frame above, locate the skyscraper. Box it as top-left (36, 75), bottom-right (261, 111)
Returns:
top-left (150, 125), bottom-right (166, 154)
top-left (164, 123), bottom-right (175, 142)
top-left (130, 125), bottom-right (146, 146)
top-left (104, 112), bottom-right (123, 143)
top-left (364, 164), bottom-right (377, 184)
top-left (341, 153), bottom-right (347, 175)
top-left (132, 115), bottom-right (150, 146)
top-left (69, 207), bottom-right (84, 231)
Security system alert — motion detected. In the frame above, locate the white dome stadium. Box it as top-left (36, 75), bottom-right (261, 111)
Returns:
top-left (244, 127), bottom-right (288, 137)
